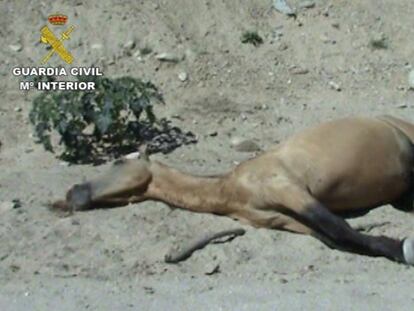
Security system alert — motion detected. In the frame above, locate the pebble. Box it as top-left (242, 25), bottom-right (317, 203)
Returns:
top-left (320, 34), bottom-right (336, 44)
top-left (178, 72), bottom-right (188, 82)
top-left (396, 103), bottom-right (408, 109)
top-left (155, 52), bottom-right (181, 63)
top-left (331, 21), bottom-right (340, 29)
top-left (123, 40), bottom-right (136, 50)
top-left (273, 0), bottom-right (296, 16)
top-left (9, 44), bottom-right (22, 52)
top-left (205, 263), bottom-right (220, 275)
top-left (0, 202), bottom-right (14, 213)
top-left (0, 200), bottom-right (21, 213)
top-left (262, 104), bottom-right (269, 110)
top-left (329, 81), bottom-right (341, 91)
top-left (231, 138), bottom-right (261, 152)
top-left (298, 1), bottom-right (315, 9)
top-left (290, 66), bottom-right (309, 75)
top-left (12, 199), bottom-right (22, 209)
top-left (91, 43), bottom-right (103, 49)
top-left (278, 43), bottom-right (289, 51)
top-left (408, 70), bottom-right (414, 89)
top-left (14, 107), bottom-right (22, 112)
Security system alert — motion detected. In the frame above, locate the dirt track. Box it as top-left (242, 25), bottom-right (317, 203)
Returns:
top-left (1, 1), bottom-right (414, 310)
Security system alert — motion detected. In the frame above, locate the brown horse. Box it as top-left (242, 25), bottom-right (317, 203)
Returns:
top-left (53, 115), bottom-right (414, 265)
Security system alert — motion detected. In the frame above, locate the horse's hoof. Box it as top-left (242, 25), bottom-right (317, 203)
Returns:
top-left (402, 238), bottom-right (414, 265)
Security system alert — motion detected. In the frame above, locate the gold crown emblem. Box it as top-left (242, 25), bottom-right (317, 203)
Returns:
top-left (48, 14), bottom-right (68, 25)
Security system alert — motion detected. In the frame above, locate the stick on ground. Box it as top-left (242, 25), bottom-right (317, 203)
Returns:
top-left (164, 228), bottom-right (246, 264)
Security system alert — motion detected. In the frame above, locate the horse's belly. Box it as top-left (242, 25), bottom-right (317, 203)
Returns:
top-left (315, 171), bottom-right (410, 212)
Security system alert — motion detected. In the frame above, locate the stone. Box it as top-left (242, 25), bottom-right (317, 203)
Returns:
top-left (204, 263), bottom-right (220, 275)
top-left (9, 44), bottom-right (22, 52)
top-left (408, 70), bottom-right (414, 89)
top-left (273, 0), bottom-right (296, 16)
top-left (155, 52), bottom-right (181, 63)
top-left (298, 1), bottom-right (315, 9)
top-left (91, 43), bottom-right (103, 49)
top-left (0, 200), bottom-right (21, 213)
top-left (231, 138), bottom-right (261, 152)
top-left (0, 201), bottom-right (14, 213)
top-left (178, 72), bottom-right (188, 82)
top-left (290, 66), bottom-right (309, 75)
top-left (329, 81), bottom-right (341, 91)
top-left (124, 40), bottom-right (136, 50)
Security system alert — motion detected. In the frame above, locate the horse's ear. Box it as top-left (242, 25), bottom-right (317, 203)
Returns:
top-left (138, 144), bottom-right (150, 161)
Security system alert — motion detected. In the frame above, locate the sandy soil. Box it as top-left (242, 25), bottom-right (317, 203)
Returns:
top-left (2, 0), bottom-right (414, 310)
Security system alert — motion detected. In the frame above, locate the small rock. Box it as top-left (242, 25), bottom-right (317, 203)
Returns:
top-left (273, 0), bottom-right (296, 16)
top-left (396, 103), bottom-right (408, 109)
top-left (298, 1), bottom-right (315, 9)
top-left (331, 21), bottom-right (340, 29)
top-left (91, 43), bottom-right (103, 49)
top-left (178, 72), bottom-right (188, 82)
top-left (0, 202), bottom-right (14, 213)
top-left (0, 200), bottom-right (21, 213)
top-left (71, 219), bottom-right (81, 226)
top-left (205, 263), bottom-right (220, 275)
top-left (144, 286), bottom-right (155, 294)
top-left (155, 52), bottom-right (181, 63)
top-left (9, 44), bottom-right (22, 52)
top-left (320, 34), bottom-right (336, 44)
top-left (408, 70), bottom-right (414, 89)
top-left (279, 278), bottom-right (289, 284)
top-left (290, 66), bottom-right (309, 75)
top-left (278, 43), bottom-right (289, 51)
top-left (14, 107), bottom-right (22, 112)
top-left (124, 40), bottom-right (136, 50)
top-left (329, 81), bottom-right (341, 91)
top-left (208, 131), bottom-right (218, 137)
top-left (12, 199), bottom-right (22, 209)
top-left (231, 138), bottom-right (261, 152)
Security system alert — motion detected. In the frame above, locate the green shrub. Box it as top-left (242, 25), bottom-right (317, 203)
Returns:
top-left (241, 31), bottom-right (264, 47)
top-left (29, 75), bottom-right (196, 164)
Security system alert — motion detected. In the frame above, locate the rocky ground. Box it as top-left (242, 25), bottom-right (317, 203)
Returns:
top-left (2, 0), bottom-right (414, 310)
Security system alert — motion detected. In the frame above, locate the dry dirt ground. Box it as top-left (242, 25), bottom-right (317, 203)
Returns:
top-left (2, 0), bottom-right (414, 310)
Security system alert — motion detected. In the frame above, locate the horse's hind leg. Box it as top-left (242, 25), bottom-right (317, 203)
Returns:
top-left (391, 190), bottom-right (414, 212)
top-left (391, 169), bottom-right (414, 212)
top-left (268, 184), bottom-right (414, 264)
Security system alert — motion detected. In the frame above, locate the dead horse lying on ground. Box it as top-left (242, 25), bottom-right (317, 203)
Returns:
top-left (53, 115), bottom-right (414, 265)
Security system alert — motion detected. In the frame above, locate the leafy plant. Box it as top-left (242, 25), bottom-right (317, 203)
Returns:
top-left (241, 31), bottom-right (264, 47)
top-left (29, 75), bottom-right (196, 164)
